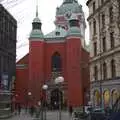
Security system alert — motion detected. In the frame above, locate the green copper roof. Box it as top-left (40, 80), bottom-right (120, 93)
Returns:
top-left (29, 29), bottom-right (44, 39)
top-left (45, 27), bottom-right (67, 39)
top-left (67, 27), bottom-right (81, 37)
top-left (33, 17), bottom-right (41, 23)
top-left (56, 1), bottom-right (82, 15)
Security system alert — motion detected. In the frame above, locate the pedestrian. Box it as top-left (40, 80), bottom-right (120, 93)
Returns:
top-left (18, 103), bottom-right (21, 115)
top-left (69, 106), bottom-right (73, 117)
top-left (30, 105), bottom-right (35, 116)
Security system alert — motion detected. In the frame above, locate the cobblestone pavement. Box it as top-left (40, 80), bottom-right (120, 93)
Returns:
top-left (3, 110), bottom-right (71, 120)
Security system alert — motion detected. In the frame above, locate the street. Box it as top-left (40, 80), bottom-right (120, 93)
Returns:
top-left (3, 110), bottom-right (71, 120)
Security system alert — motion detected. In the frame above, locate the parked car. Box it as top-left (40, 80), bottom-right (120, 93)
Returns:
top-left (90, 108), bottom-right (106, 120)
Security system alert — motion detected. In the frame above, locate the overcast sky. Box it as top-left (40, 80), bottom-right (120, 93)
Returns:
top-left (2, 0), bottom-right (89, 60)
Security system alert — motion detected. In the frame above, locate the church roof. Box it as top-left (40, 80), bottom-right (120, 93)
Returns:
top-left (45, 27), bottom-right (67, 39)
top-left (29, 29), bottom-right (44, 39)
top-left (17, 54), bottom-right (29, 64)
top-left (33, 17), bottom-right (41, 23)
top-left (56, 0), bottom-right (82, 15)
top-left (67, 26), bottom-right (81, 37)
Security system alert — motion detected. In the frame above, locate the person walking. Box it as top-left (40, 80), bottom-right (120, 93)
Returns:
top-left (69, 106), bottom-right (73, 117)
top-left (30, 105), bottom-right (35, 116)
top-left (18, 103), bottom-right (21, 115)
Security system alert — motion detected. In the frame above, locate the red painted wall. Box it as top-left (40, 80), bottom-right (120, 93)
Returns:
top-left (28, 40), bottom-right (45, 105)
top-left (15, 38), bottom-right (90, 107)
top-left (44, 42), bottom-right (66, 83)
top-left (15, 54), bottom-right (29, 105)
top-left (15, 68), bottom-right (28, 104)
top-left (66, 37), bottom-right (83, 107)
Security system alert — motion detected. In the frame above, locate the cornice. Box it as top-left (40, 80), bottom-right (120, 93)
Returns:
top-left (87, 0), bottom-right (109, 21)
top-left (90, 45), bottom-right (120, 63)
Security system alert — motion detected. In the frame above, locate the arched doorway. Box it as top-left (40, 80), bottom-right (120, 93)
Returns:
top-left (94, 90), bottom-right (100, 107)
top-left (103, 90), bottom-right (110, 108)
top-left (50, 88), bottom-right (63, 110)
top-left (112, 90), bottom-right (119, 106)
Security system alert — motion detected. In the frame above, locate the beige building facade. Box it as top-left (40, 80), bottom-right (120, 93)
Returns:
top-left (87, 0), bottom-right (120, 108)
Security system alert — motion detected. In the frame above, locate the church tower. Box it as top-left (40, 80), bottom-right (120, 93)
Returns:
top-left (28, 2), bottom-right (45, 104)
top-left (66, 14), bottom-right (83, 106)
top-left (55, 0), bottom-right (86, 47)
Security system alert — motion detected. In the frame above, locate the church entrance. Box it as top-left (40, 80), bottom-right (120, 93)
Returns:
top-left (50, 88), bottom-right (63, 110)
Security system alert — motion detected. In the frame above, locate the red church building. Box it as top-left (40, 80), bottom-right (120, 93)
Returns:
top-left (15, 0), bottom-right (90, 108)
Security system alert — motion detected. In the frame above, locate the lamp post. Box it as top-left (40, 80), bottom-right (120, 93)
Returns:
top-left (28, 92), bottom-right (32, 109)
top-left (55, 76), bottom-right (64, 120)
top-left (42, 84), bottom-right (48, 120)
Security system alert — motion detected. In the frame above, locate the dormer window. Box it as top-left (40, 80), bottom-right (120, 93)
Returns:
top-left (55, 31), bottom-right (60, 36)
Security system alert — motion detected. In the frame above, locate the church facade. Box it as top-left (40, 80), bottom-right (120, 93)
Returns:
top-left (15, 0), bottom-right (90, 108)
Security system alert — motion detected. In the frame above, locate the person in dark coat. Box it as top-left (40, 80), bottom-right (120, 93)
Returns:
top-left (69, 106), bottom-right (73, 116)
top-left (18, 104), bottom-right (21, 115)
top-left (30, 106), bottom-right (35, 116)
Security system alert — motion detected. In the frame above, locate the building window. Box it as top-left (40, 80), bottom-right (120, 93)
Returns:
top-left (110, 32), bottom-right (115, 48)
top-left (109, 6), bottom-right (113, 23)
top-left (111, 59), bottom-right (116, 78)
top-left (102, 37), bottom-right (106, 52)
top-left (51, 52), bottom-right (62, 72)
top-left (117, 0), bottom-right (120, 16)
top-left (101, 0), bottom-right (104, 4)
top-left (102, 14), bottom-right (105, 28)
top-left (93, 42), bottom-right (97, 56)
top-left (55, 31), bottom-right (60, 36)
top-left (94, 66), bottom-right (98, 80)
top-left (103, 62), bottom-right (107, 80)
top-left (93, 2), bottom-right (96, 13)
top-left (93, 19), bottom-right (96, 35)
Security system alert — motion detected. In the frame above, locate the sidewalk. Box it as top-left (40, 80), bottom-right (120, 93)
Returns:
top-left (1, 110), bottom-right (71, 120)
top-left (3, 110), bottom-right (33, 120)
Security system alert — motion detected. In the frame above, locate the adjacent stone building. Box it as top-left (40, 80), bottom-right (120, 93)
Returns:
top-left (15, 0), bottom-right (90, 109)
top-left (87, 0), bottom-right (120, 108)
top-left (0, 4), bottom-right (17, 118)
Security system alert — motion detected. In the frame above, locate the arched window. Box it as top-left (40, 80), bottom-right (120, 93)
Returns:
top-left (103, 90), bottom-right (110, 108)
top-left (112, 90), bottom-right (119, 105)
top-left (103, 62), bottom-right (107, 80)
top-left (111, 59), bottom-right (116, 78)
top-left (94, 90), bottom-right (100, 107)
top-left (51, 52), bottom-right (62, 72)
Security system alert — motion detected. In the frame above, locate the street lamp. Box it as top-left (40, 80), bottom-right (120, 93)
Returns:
top-left (28, 91), bottom-right (32, 96)
top-left (55, 76), bottom-right (64, 120)
top-left (28, 92), bottom-right (32, 108)
top-left (42, 84), bottom-right (48, 120)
